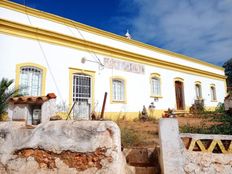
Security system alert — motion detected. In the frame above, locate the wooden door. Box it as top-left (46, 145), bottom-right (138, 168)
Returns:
top-left (175, 81), bottom-right (184, 110)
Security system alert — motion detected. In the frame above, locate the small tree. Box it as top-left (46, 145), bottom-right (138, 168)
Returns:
top-left (0, 78), bottom-right (19, 120)
top-left (223, 58), bottom-right (232, 91)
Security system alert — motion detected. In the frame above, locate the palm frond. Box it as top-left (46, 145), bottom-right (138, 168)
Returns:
top-left (0, 78), bottom-right (20, 116)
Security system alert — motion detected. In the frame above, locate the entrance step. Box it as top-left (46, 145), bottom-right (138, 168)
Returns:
top-left (123, 147), bottom-right (160, 174)
top-left (174, 110), bottom-right (189, 117)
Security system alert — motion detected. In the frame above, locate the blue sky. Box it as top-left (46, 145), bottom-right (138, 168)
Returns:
top-left (12, 0), bottom-right (232, 66)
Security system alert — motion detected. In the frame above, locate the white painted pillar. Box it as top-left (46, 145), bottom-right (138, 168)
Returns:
top-left (41, 99), bottom-right (56, 123)
top-left (159, 118), bottom-right (184, 174)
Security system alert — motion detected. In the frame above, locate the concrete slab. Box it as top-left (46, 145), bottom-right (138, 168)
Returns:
top-left (159, 118), bottom-right (184, 174)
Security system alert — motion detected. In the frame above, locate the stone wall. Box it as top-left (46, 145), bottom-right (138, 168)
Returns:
top-left (184, 151), bottom-right (232, 174)
top-left (181, 133), bottom-right (232, 174)
top-left (159, 118), bottom-right (232, 174)
top-left (0, 120), bottom-right (126, 174)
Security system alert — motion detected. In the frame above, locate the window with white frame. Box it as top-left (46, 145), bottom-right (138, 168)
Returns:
top-left (210, 85), bottom-right (217, 101)
top-left (195, 83), bottom-right (202, 99)
top-left (112, 79), bottom-right (125, 101)
top-left (151, 76), bottom-right (161, 97)
top-left (20, 67), bottom-right (42, 96)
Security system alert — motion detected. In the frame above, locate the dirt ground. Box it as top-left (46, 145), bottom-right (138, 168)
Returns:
top-left (117, 120), bottom-right (159, 148)
top-left (116, 117), bottom-right (210, 148)
top-left (177, 117), bottom-right (209, 126)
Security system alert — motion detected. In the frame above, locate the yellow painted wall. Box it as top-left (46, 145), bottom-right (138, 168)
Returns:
top-left (102, 110), bottom-right (165, 121)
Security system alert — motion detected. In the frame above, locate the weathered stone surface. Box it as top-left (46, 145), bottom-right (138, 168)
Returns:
top-left (55, 158), bottom-right (77, 174)
top-left (133, 166), bottom-right (157, 174)
top-left (159, 118), bottom-right (185, 174)
top-left (125, 148), bottom-right (152, 166)
top-left (184, 151), bottom-right (232, 174)
top-left (123, 148), bottom-right (160, 174)
top-left (6, 157), bottom-right (39, 174)
top-left (41, 98), bottom-right (56, 123)
top-left (184, 163), bottom-right (196, 173)
top-left (0, 162), bottom-right (7, 174)
top-left (159, 119), bottom-right (232, 174)
top-left (0, 120), bottom-right (126, 174)
top-left (180, 133), bottom-right (232, 140)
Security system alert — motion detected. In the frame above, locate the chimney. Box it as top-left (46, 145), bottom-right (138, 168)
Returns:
top-left (125, 29), bottom-right (132, 39)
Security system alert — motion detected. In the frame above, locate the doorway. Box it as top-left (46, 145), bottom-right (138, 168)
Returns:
top-left (175, 81), bottom-right (185, 110)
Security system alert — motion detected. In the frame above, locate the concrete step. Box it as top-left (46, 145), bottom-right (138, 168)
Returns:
top-left (126, 165), bottom-right (159, 174)
top-left (134, 166), bottom-right (158, 174)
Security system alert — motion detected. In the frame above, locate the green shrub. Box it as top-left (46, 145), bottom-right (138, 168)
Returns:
top-left (215, 102), bottom-right (225, 113)
top-left (0, 78), bottom-right (19, 121)
top-left (180, 123), bottom-right (210, 134)
top-left (180, 113), bottom-right (232, 135)
top-left (189, 100), bottom-right (205, 114)
top-left (210, 113), bottom-right (232, 134)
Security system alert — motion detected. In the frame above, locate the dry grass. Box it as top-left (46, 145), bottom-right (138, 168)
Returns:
top-left (116, 116), bottom-right (213, 148)
top-left (55, 112), bottom-right (69, 120)
top-left (0, 112), bottom-right (8, 121)
top-left (116, 120), bottom-right (159, 148)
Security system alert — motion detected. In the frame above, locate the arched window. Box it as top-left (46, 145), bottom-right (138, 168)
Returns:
top-left (210, 85), bottom-right (217, 101)
top-left (111, 77), bottom-right (126, 103)
top-left (195, 82), bottom-right (202, 99)
top-left (150, 73), bottom-right (161, 97)
top-left (16, 63), bottom-right (46, 96)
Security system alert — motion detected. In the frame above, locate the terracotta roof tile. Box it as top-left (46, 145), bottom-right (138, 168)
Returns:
top-left (47, 93), bottom-right (56, 99)
top-left (9, 93), bottom-right (56, 104)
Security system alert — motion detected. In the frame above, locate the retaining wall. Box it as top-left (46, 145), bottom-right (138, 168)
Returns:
top-left (159, 118), bottom-right (232, 174)
top-left (0, 120), bottom-right (126, 174)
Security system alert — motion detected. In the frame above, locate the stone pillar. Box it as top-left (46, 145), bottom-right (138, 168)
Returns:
top-left (41, 99), bottom-right (56, 123)
top-left (7, 103), bottom-right (14, 121)
top-left (159, 118), bottom-right (184, 174)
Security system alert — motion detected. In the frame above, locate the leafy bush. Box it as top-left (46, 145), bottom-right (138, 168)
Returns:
top-left (180, 122), bottom-right (210, 134)
top-left (210, 113), bottom-right (232, 134)
top-left (215, 102), bottom-right (225, 113)
top-left (189, 99), bottom-right (205, 114)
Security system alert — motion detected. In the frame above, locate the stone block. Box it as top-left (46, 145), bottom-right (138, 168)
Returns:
top-left (159, 118), bottom-right (184, 174)
top-left (0, 120), bottom-right (126, 174)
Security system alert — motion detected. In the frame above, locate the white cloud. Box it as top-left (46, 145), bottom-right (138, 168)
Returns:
top-left (118, 0), bottom-right (232, 65)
